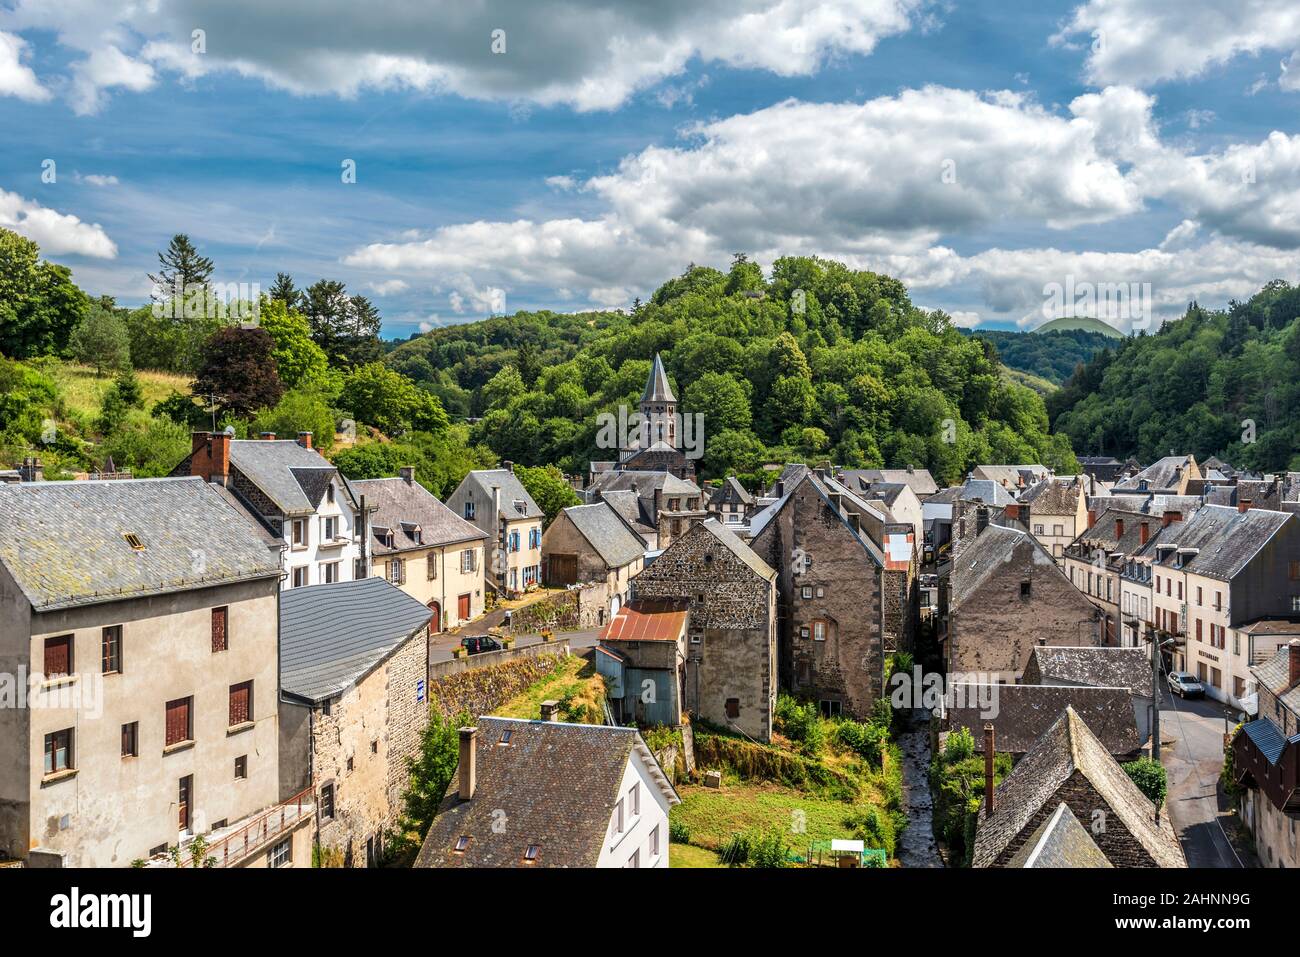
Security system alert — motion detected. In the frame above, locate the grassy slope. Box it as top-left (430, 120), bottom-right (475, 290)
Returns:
top-left (51, 363), bottom-right (192, 417)
top-left (492, 654), bottom-right (607, 723)
top-left (1000, 364), bottom-right (1057, 396)
top-left (673, 774), bottom-right (864, 851)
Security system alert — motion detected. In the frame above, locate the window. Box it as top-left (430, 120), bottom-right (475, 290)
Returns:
top-left (346, 756), bottom-right (354, 773)
top-left (649, 825), bottom-right (660, 859)
top-left (323, 515), bottom-right (338, 540)
top-left (813, 620), bottom-right (827, 642)
top-left (291, 518), bottom-right (307, 547)
top-left (819, 700), bottom-right (842, 718)
top-left (292, 566), bottom-right (309, 588)
top-left (1053, 524), bottom-right (1064, 537)
top-left (235, 755), bottom-right (247, 779)
top-left (229, 680), bottom-right (253, 726)
top-left (800, 626), bottom-right (810, 639)
top-left (725, 698), bottom-right (740, 719)
top-left (1020, 580), bottom-right (1032, 600)
top-left (509, 530), bottom-right (520, 553)
top-left (321, 561), bottom-right (341, 584)
top-left (1177, 581), bottom-right (1183, 601)
top-left (43, 634), bottom-right (73, 679)
top-left (1196, 586), bottom-right (1203, 606)
top-left (388, 559), bottom-right (405, 584)
top-left (44, 729), bottom-right (73, 774)
top-left (123, 532), bottom-right (145, 551)
top-left (464, 501), bottom-right (475, 520)
top-left (101, 625), bottom-right (122, 674)
top-left (499, 730), bottom-right (513, 746)
top-left (371, 739), bottom-right (378, 753)
top-left (1293, 596), bottom-right (1300, 613)
top-left (427, 554), bottom-right (438, 580)
top-left (801, 585), bottom-right (813, 599)
top-left (462, 549), bottom-right (476, 573)
top-left (326, 484), bottom-right (335, 505)
top-left (1291, 561), bottom-right (1300, 581)
top-left (523, 844), bottom-right (541, 864)
top-left (212, 606), bottom-right (228, 652)
top-left (816, 585), bottom-right (825, 598)
top-left (630, 782), bottom-right (640, 816)
top-left (453, 835), bottom-right (471, 853)
top-left (165, 697), bottom-right (192, 747)
top-left (1033, 524), bottom-right (1044, 535)
top-left (627, 849), bottom-right (640, 868)
top-left (268, 837), bottom-right (292, 868)
top-left (121, 722), bottom-right (138, 758)
top-left (320, 783), bottom-right (335, 820)
top-left (613, 799), bottom-right (625, 836)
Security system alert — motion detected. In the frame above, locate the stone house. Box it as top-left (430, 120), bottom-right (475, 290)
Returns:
top-left (943, 681), bottom-right (1140, 757)
top-left (947, 516), bottom-right (1103, 682)
top-left (416, 718), bottom-right (678, 868)
top-left (1022, 644), bottom-right (1155, 747)
top-left (173, 430), bottom-right (368, 589)
top-left (541, 501), bottom-right (645, 622)
top-left (1233, 640), bottom-right (1300, 868)
top-left (971, 707), bottom-right (1186, 868)
top-left (596, 599), bottom-right (689, 727)
top-left (351, 469), bottom-right (488, 632)
top-left (1113, 454), bottom-right (1201, 495)
top-left (842, 466), bottom-right (939, 498)
top-left (445, 465), bottom-right (543, 596)
top-left (749, 470), bottom-right (902, 719)
top-left (585, 469), bottom-right (706, 551)
top-left (707, 476), bottom-right (755, 529)
top-left (0, 478), bottom-right (312, 868)
top-left (840, 476), bottom-right (925, 555)
top-left (631, 519), bottom-right (777, 741)
top-left (1019, 475), bottom-right (1089, 561)
top-left (278, 577), bottom-right (434, 867)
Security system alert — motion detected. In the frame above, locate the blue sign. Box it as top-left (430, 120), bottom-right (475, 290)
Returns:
top-left (416, 678), bottom-right (426, 703)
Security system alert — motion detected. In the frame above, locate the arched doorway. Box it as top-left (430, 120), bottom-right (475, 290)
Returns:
top-left (428, 600), bottom-right (441, 633)
top-left (610, 593), bottom-right (622, 619)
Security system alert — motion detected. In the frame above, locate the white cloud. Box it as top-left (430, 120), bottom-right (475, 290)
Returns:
top-left (67, 44), bottom-right (155, 114)
top-left (2, 0), bottom-right (924, 113)
top-left (0, 187), bottom-right (117, 258)
top-left (77, 173), bottom-right (120, 187)
top-left (0, 29), bottom-right (48, 101)
top-left (947, 310), bottom-right (981, 328)
top-left (367, 279), bottom-right (409, 296)
top-left (1055, 0), bottom-right (1300, 88)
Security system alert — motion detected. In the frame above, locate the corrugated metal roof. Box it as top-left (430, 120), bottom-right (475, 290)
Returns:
top-left (280, 577), bottom-right (432, 702)
top-left (600, 599), bottom-right (688, 642)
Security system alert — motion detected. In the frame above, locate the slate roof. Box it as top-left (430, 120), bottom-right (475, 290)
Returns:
top-left (460, 469), bottom-right (544, 520)
top-left (0, 477), bottom-right (282, 611)
top-left (973, 464), bottom-right (1052, 488)
top-left (959, 478), bottom-right (1018, 507)
top-left (595, 490), bottom-right (656, 541)
top-left (842, 467), bottom-right (938, 497)
top-left (1020, 476), bottom-right (1084, 515)
top-left (945, 682), bottom-right (1140, 754)
top-left (1148, 504), bottom-right (1292, 582)
top-left (1005, 803), bottom-right (1112, 868)
top-left (599, 598), bottom-right (689, 642)
top-left (710, 476), bottom-right (754, 507)
top-left (848, 479), bottom-right (908, 509)
top-left (416, 718), bottom-right (678, 868)
top-left (1252, 640), bottom-right (1300, 716)
top-left (352, 476), bottom-right (487, 555)
top-left (1114, 454), bottom-right (1196, 492)
top-left (642, 353), bottom-right (676, 403)
top-left (560, 502), bottom-right (645, 569)
top-left (1023, 645), bottom-right (1154, 698)
top-left (279, 577), bottom-right (433, 703)
top-left (950, 524), bottom-right (1036, 608)
top-left (586, 469), bottom-right (700, 503)
top-left (1241, 718), bottom-right (1291, 765)
top-left (970, 707), bottom-right (1186, 868)
top-left (226, 439), bottom-right (348, 515)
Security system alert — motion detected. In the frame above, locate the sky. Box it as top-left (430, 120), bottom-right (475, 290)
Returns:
top-left (2, 0), bottom-right (1300, 338)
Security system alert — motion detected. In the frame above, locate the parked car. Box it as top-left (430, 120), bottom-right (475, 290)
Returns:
top-left (461, 635), bottom-right (503, 655)
top-left (1167, 671), bottom-right (1204, 699)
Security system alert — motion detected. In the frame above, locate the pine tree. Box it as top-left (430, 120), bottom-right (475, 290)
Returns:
top-left (269, 272), bottom-right (299, 308)
top-left (148, 234), bottom-right (214, 298)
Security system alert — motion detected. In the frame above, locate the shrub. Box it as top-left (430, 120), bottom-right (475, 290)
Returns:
top-left (1122, 757), bottom-right (1168, 808)
top-left (774, 693), bottom-right (826, 756)
top-left (843, 805), bottom-right (899, 858)
top-left (747, 828), bottom-right (791, 868)
top-left (719, 831), bottom-right (751, 866)
top-left (669, 818), bottom-right (691, 844)
top-left (943, 726), bottom-right (975, 762)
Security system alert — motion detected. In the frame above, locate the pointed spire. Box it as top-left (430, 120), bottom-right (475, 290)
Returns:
top-left (642, 353), bottom-right (675, 403)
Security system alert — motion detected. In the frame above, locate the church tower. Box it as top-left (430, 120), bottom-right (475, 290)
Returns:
top-left (639, 353), bottom-right (677, 450)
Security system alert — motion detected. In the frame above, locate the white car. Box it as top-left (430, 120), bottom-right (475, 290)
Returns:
top-left (1167, 671), bottom-right (1204, 699)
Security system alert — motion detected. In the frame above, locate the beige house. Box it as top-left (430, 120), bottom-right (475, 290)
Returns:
top-left (542, 501), bottom-right (645, 622)
top-left (353, 469), bottom-right (489, 632)
top-left (278, 577), bottom-right (434, 867)
top-left (0, 478), bottom-right (313, 868)
top-left (1020, 476), bottom-right (1089, 560)
top-left (445, 465), bottom-right (544, 597)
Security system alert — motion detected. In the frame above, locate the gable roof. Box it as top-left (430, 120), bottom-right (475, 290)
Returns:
top-left (697, 518), bottom-right (776, 580)
top-left (226, 439), bottom-right (349, 515)
top-left (841, 467), bottom-right (939, 497)
top-left (1005, 803), bottom-right (1112, 868)
top-left (1024, 645), bottom-right (1154, 698)
top-left (950, 524), bottom-right (1041, 609)
top-left (459, 469), bottom-right (544, 520)
top-left (970, 707), bottom-right (1185, 868)
top-left (0, 477), bottom-right (281, 611)
top-left (1149, 504), bottom-right (1291, 582)
top-left (280, 577), bottom-right (433, 703)
top-left (960, 478), bottom-right (1018, 507)
top-left (560, 502), bottom-right (645, 569)
top-left (750, 471), bottom-right (885, 566)
top-left (1020, 476), bottom-right (1084, 515)
top-left (595, 489), bottom-right (656, 540)
top-left (416, 718), bottom-right (677, 868)
top-left (351, 476), bottom-right (488, 555)
top-left (642, 353), bottom-right (676, 403)
top-left (599, 598), bottom-right (689, 642)
top-left (945, 682), bottom-right (1140, 754)
top-left (710, 476), bottom-right (754, 507)
top-left (586, 468), bottom-right (700, 502)
top-left (1114, 454), bottom-right (1197, 492)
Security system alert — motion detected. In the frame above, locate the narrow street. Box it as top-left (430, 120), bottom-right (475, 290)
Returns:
top-left (896, 709), bottom-right (943, 867)
top-left (1159, 691), bottom-right (1254, 868)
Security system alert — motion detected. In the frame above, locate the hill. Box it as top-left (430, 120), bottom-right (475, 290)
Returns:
top-left (968, 328), bottom-right (1118, 385)
top-left (1046, 279), bottom-right (1300, 471)
top-left (1032, 316), bottom-right (1125, 338)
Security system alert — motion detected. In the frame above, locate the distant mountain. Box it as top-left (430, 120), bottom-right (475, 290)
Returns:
top-left (1032, 316), bottom-right (1125, 338)
top-left (966, 328), bottom-right (1118, 386)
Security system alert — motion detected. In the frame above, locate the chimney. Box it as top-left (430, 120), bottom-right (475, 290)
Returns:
top-left (491, 484), bottom-right (502, 523)
top-left (1162, 509), bottom-right (1181, 528)
top-left (1139, 521), bottom-right (1150, 545)
top-left (260, 431), bottom-right (276, 440)
top-left (1289, 639), bottom-right (1300, 689)
top-left (975, 506), bottom-right (989, 537)
top-left (1238, 498), bottom-right (1251, 514)
top-left (1087, 508), bottom-right (1097, 529)
top-left (983, 724), bottom-right (996, 815)
top-left (502, 460), bottom-right (514, 474)
top-left (1115, 518), bottom-right (1125, 538)
top-left (297, 431), bottom-right (312, 450)
top-left (458, 727), bottom-right (477, 800)
top-left (1004, 503), bottom-right (1020, 521)
top-left (191, 430), bottom-right (210, 455)
top-left (400, 466), bottom-right (415, 485)
top-left (191, 431), bottom-right (231, 485)
top-left (906, 465), bottom-right (915, 474)
top-left (540, 700), bottom-right (560, 722)
top-left (774, 481), bottom-right (785, 498)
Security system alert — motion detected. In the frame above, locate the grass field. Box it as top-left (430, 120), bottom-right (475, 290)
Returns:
top-left (493, 654), bottom-right (607, 724)
top-left (671, 775), bottom-right (863, 854)
top-left (668, 842), bottom-right (723, 868)
top-left (50, 362), bottom-right (192, 417)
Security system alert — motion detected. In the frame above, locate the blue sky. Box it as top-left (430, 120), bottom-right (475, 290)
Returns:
top-left (2, 0), bottom-right (1300, 337)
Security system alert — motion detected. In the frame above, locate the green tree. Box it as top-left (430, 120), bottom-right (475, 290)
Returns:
top-left (253, 388), bottom-right (338, 452)
top-left (386, 708), bottom-right (472, 861)
top-left (69, 303), bottom-right (131, 375)
top-left (684, 371), bottom-right (752, 435)
top-left (0, 228), bottom-right (89, 359)
top-left (194, 327), bottom-right (285, 418)
top-left (1122, 757), bottom-right (1168, 808)
top-left (148, 234), bottom-right (214, 297)
top-left (268, 272), bottom-right (300, 308)
top-left (513, 464), bottom-right (580, 523)
top-left (258, 299), bottom-right (332, 390)
top-left (301, 279), bottom-right (383, 368)
top-left (515, 341), bottom-right (542, 388)
top-left (338, 362), bottom-right (448, 437)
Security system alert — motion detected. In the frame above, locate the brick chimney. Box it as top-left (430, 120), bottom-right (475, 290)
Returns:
top-left (1162, 509), bottom-right (1181, 528)
top-left (260, 431), bottom-right (276, 440)
top-left (189, 431), bottom-right (231, 485)
top-left (399, 466), bottom-right (415, 485)
top-left (540, 700), bottom-right (560, 722)
top-left (983, 724), bottom-right (996, 815)
top-left (296, 431), bottom-right (312, 450)
top-left (1115, 517), bottom-right (1125, 538)
top-left (1004, 504), bottom-right (1020, 521)
top-left (1238, 498), bottom-right (1251, 514)
top-left (1087, 508), bottom-right (1097, 529)
top-left (1139, 521), bottom-right (1150, 545)
top-left (458, 727), bottom-right (477, 800)
top-left (1289, 639), bottom-right (1300, 689)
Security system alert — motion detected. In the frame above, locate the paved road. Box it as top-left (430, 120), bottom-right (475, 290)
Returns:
top-left (1160, 690), bottom-right (1253, 868)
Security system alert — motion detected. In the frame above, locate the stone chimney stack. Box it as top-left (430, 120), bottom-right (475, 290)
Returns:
top-left (260, 431), bottom-right (276, 440)
top-left (400, 466), bottom-right (416, 485)
top-left (983, 724), bottom-right (996, 815)
top-left (1289, 639), bottom-right (1300, 689)
top-left (1087, 508), bottom-right (1097, 529)
top-left (540, 700), bottom-right (560, 722)
top-left (297, 431), bottom-right (313, 450)
top-left (502, 460), bottom-right (514, 473)
top-left (458, 727), bottom-right (478, 800)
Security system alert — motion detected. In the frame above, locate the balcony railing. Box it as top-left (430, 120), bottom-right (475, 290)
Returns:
top-left (170, 786), bottom-right (314, 868)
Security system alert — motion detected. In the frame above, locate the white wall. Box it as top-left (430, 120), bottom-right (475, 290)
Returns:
top-left (594, 749), bottom-right (671, 868)
top-left (284, 475), bottom-right (362, 589)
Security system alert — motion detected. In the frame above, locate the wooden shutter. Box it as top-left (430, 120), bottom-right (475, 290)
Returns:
top-left (165, 698), bottom-right (191, 746)
top-left (44, 635), bottom-right (72, 677)
top-left (212, 607), bottom-right (228, 652)
top-left (229, 681), bottom-right (252, 726)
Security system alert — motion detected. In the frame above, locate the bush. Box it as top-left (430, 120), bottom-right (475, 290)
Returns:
top-left (774, 694), bottom-right (826, 756)
top-left (1122, 757), bottom-right (1168, 808)
top-left (943, 726), bottom-right (975, 762)
top-left (834, 719), bottom-right (887, 766)
top-left (719, 831), bottom-right (751, 866)
top-left (669, 818), bottom-right (691, 844)
top-left (747, 828), bottom-right (791, 868)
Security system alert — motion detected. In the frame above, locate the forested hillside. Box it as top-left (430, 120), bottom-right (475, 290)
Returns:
top-left (968, 328), bottom-right (1117, 385)
top-left (1047, 280), bottom-right (1300, 472)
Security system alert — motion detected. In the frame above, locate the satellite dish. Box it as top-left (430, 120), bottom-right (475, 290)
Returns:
top-left (224, 425), bottom-right (236, 436)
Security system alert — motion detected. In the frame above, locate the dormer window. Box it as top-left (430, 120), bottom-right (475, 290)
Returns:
top-left (498, 730), bottom-right (512, 746)
top-left (123, 533), bottom-right (145, 551)
top-left (514, 499), bottom-right (527, 515)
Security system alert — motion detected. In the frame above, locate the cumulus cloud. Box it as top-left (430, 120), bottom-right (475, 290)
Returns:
top-left (1, 0), bottom-right (923, 113)
top-left (0, 187), bottom-right (117, 257)
top-left (0, 29), bottom-right (48, 101)
top-left (1055, 0), bottom-right (1300, 88)
top-left (367, 279), bottom-right (409, 296)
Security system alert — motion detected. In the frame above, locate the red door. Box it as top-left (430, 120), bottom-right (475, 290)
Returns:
top-left (458, 593), bottom-right (471, 621)
top-left (428, 601), bottom-right (441, 633)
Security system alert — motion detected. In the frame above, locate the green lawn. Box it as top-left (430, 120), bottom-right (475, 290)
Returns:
top-left (671, 775), bottom-right (863, 853)
top-left (669, 842), bottom-right (723, 868)
top-left (493, 654), bottom-right (607, 724)
top-left (51, 362), bottom-right (192, 417)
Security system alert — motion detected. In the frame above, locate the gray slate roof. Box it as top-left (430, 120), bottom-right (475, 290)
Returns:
top-left (596, 489), bottom-right (656, 540)
top-left (1252, 640), bottom-right (1300, 717)
top-left (950, 524), bottom-right (1036, 609)
top-left (946, 682), bottom-right (1140, 754)
top-left (1020, 476), bottom-right (1084, 515)
top-left (227, 439), bottom-right (347, 515)
top-left (351, 476), bottom-right (487, 555)
top-left (1023, 645), bottom-right (1154, 698)
top-left (1005, 803), bottom-right (1112, 868)
top-left (279, 577), bottom-right (433, 702)
top-left (416, 718), bottom-right (677, 868)
top-left (844, 467), bottom-right (938, 497)
top-left (560, 502), bottom-right (645, 569)
top-left (642, 353), bottom-right (676, 403)
top-left (586, 468), bottom-right (699, 502)
top-left (0, 477), bottom-right (281, 611)
top-left (460, 469), bottom-right (544, 520)
top-left (960, 478), bottom-right (1018, 507)
top-left (1114, 454), bottom-right (1196, 492)
top-left (699, 518), bottom-right (776, 580)
top-left (1149, 504), bottom-right (1291, 582)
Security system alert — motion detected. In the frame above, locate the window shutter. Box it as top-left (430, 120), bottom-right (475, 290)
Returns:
top-left (229, 682), bottom-right (252, 726)
top-left (212, 607), bottom-right (228, 652)
top-left (44, 635), bottom-right (72, 677)
top-left (166, 698), bottom-right (190, 746)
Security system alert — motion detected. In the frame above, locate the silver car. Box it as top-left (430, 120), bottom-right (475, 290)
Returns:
top-left (1167, 671), bottom-right (1204, 699)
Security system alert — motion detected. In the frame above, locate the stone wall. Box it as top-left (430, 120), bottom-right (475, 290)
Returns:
top-left (511, 590), bottom-right (580, 632)
top-left (427, 650), bottom-right (566, 719)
